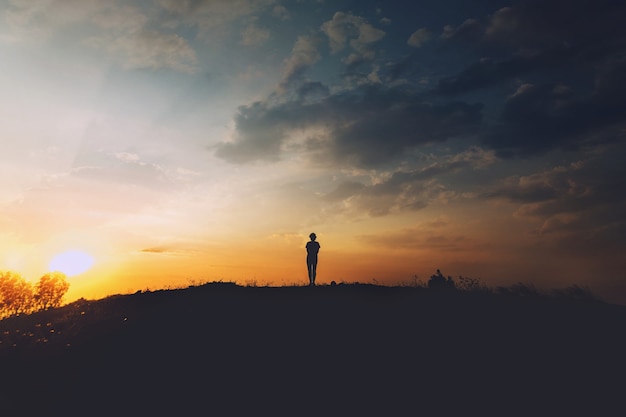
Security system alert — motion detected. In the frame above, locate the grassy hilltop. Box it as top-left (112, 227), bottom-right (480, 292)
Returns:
top-left (1, 281), bottom-right (626, 416)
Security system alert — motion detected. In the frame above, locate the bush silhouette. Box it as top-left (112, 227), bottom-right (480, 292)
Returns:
top-left (427, 269), bottom-right (456, 290)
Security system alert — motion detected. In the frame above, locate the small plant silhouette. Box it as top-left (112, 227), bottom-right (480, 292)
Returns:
top-left (456, 275), bottom-right (489, 292)
top-left (497, 282), bottom-right (539, 297)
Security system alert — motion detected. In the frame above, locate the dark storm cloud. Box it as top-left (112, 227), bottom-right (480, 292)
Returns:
top-left (435, 0), bottom-right (626, 95)
top-left (214, 0), bottom-right (626, 169)
top-left (483, 63), bottom-right (626, 158)
top-left (215, 85), bottom-right (483, 167)
top-left (431, 0), bottom-right (626, 157)
top-left (325, 93), bottom-right (482, 167)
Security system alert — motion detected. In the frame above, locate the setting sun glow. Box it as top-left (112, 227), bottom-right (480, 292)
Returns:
top-left (49, 251), bottom-right (95, 277)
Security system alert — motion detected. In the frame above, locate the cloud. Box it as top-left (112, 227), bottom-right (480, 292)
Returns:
top-left (482, 163), bottom-right (581, 204)
top-left (500, 162), bottom-right (625, 217)
top-left (281, 36), bottom-right (321, 88)
top-left (322, 176), bottom-right (431, 218)
top-left (3, 0), bottom-right (199, 73)
top-left (88, 3), bottom-right (148, 32)
top-left (482, 68), bottom-right (626, 158)
top-left (435, 57), bottom-right (534, 96)
top-left (0, 150), bottom-right (178, 241)
top-left (484, 2), bottom-right (626, 52)
top-left (359, 228), bottom-right (477, 252)
top-left (440, 18), bottom-right (482, 42)
top-left (2, 0), bottom-right (145, 41)
top-left (437, 0), bottom-right (626, 96)
top-left (140, 246), bottom-right (191, 256)
top-left (215, 85), bottom-right (483, 168)
top-left (357, 218), bottom-right (482, 252)
top-left (4, 0), bottom-right (96, 26)
top-left (384, 53), bottom-right (424, 83)
top-left (87, 30), bottom-right (199, 73)
top-left (3, 0), bottom-right (147, 38)
top-left (240, 21), bottom-right (270, 46)
top-left (481, 157), bottom-right (626, 253)
top-left (407, 28), bottom-right (431, 48)
top-left (214, 102), bottom-right (287, 164)
top-left (73, 152), bottom-right (176, 192)
top-left (158, 0), bottom-right (276, 40)
top-left (141, 247), bottom-right (167, 253)
top-left (323, 181), bottom-right (367, 202)
top-left (320, 11), bottom-right (385, 55)
top-left (320, 147), bottom-right (495, 217)
top-left (435, 3), bottom-right (626, 157)
top-left (3, 0), bottom-right (283, 72)
top-left (272, 5), bottom-right (290, 21)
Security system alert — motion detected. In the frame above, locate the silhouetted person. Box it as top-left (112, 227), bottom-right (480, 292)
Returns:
top-left (306, 233), bottom-right (320, 286)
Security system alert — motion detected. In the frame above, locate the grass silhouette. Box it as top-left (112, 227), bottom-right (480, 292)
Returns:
top-left (1, 279), bottom-right (625, 416)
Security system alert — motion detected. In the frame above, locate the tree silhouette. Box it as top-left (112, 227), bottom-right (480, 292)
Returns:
top-left (0, 271), bottom-right (70, 319)
top-left (34, 272), bottom-right (70, 311)
top-left (0, 271), bottom-right (33, 318)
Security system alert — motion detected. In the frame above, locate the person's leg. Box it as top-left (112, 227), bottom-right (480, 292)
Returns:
top-left (307, 261), bottom-right (314, 285)
top-left (311, 262), bottom-right (317, 285)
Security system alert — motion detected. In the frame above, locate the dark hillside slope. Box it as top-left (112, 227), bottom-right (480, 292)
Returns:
top-left (1, 283), bottom-right (625, 416)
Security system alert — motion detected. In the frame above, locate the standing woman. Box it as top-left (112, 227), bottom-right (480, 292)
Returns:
top-left (306, 233), bottom-right (320, 286)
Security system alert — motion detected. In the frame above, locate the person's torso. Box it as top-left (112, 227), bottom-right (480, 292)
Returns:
top-left (306, 241), bottom-right (320, 255)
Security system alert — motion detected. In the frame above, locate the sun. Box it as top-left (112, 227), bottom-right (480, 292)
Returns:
top-left (49, 250), bottom-right (95, 277)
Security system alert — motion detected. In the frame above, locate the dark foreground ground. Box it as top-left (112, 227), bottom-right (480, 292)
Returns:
top-left (1, 283), bottom-right (626, 416)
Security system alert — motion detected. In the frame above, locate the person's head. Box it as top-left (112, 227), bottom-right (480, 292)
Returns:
top-left (309, 233), bottom-right (317, 241)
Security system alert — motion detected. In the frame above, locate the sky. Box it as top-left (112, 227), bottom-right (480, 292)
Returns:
top-left (1, 0), bottom-right (625, 304)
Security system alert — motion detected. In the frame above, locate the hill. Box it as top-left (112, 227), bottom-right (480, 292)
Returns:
top-left (1, 282), bottom-right (625, 416)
